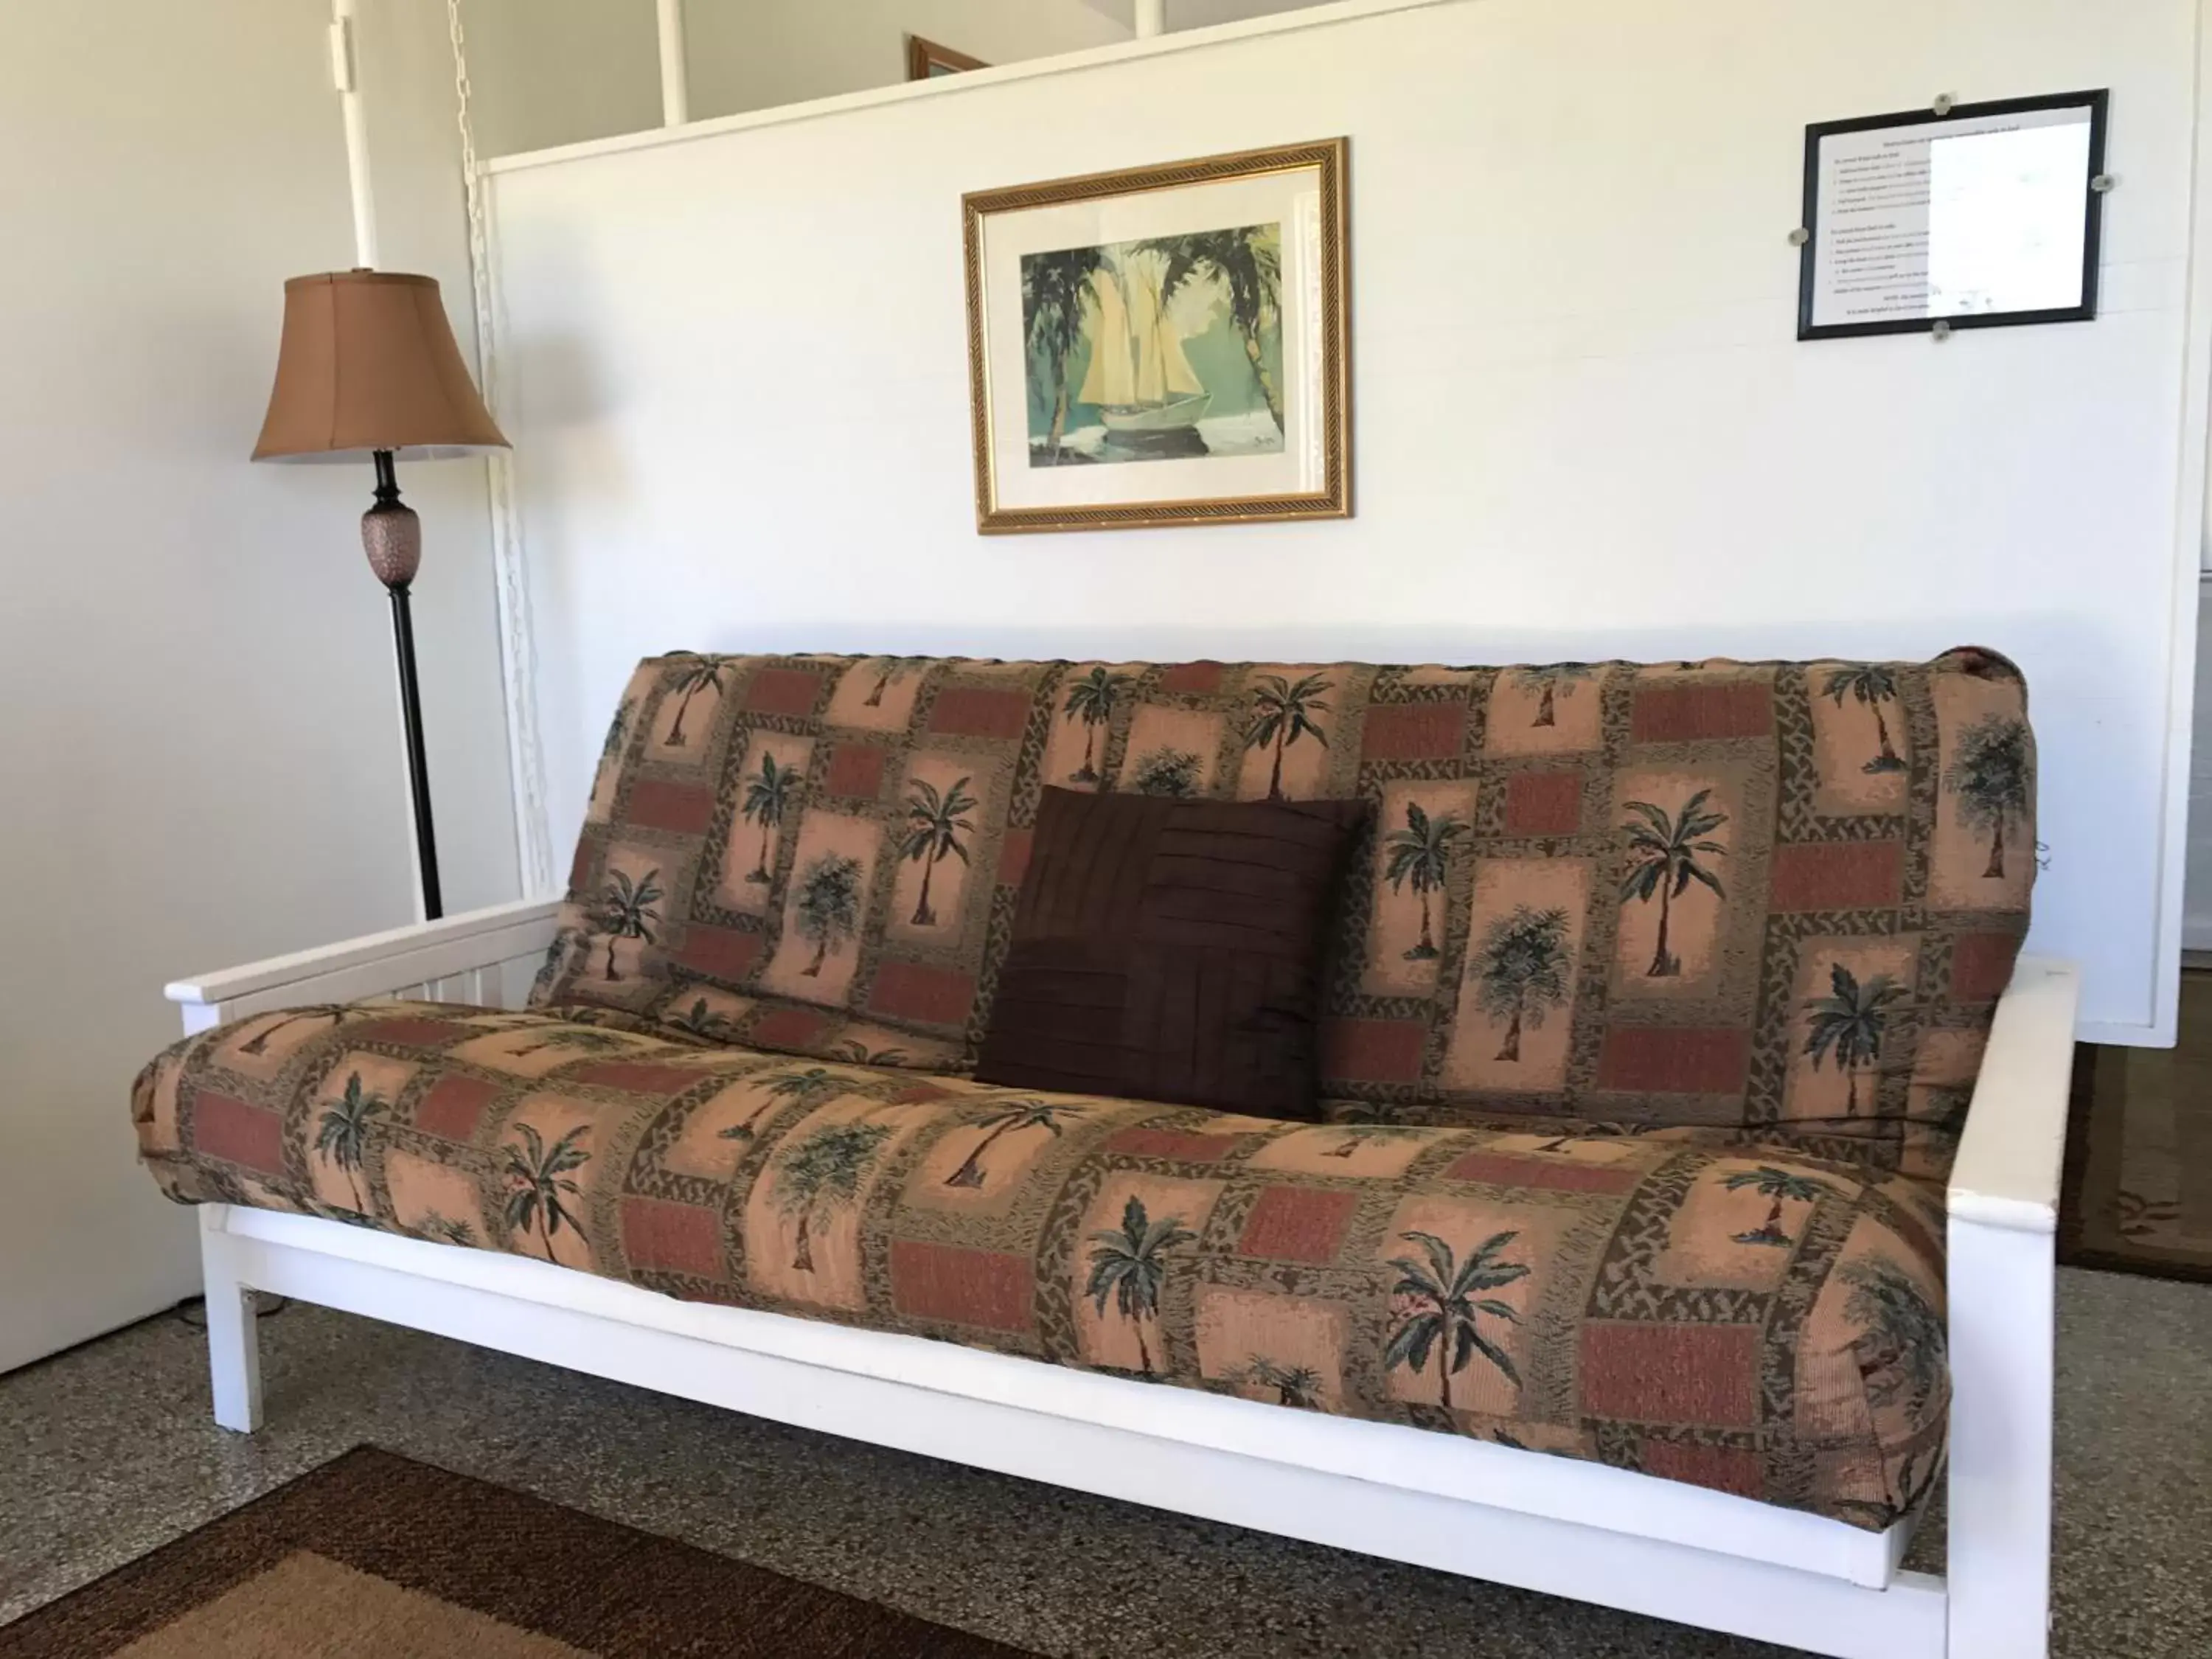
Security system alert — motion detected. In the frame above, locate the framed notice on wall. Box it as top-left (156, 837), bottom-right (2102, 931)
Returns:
top-left (1798, 91), bottom-right (2108, 341)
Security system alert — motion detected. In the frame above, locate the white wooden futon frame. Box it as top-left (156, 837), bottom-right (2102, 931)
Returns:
top-left (169, 897), bottom-right (2076, 1658)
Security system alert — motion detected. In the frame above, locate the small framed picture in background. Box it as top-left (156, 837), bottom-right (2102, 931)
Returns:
top-left (962, 138), bottom-right (1352, 534)
top-left (906, 35), bottom-right (986, 80)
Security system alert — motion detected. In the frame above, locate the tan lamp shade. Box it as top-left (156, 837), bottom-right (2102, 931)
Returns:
top-left (252, 270), bottom-right (508, 462)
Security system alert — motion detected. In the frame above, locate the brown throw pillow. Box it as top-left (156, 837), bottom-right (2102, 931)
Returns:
top-left (975, 787), bottom-right (1368, 1120)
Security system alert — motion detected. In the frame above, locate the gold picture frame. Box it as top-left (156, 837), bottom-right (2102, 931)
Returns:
top-left (962, 138), bottom-right (1352, 535)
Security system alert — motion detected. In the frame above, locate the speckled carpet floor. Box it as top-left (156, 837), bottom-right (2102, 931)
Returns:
top-left (3, 1270), bottom-right (2209, 1658)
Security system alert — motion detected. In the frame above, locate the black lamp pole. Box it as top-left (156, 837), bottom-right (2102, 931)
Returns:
top-left (363, 448), bottom-right (442, 920)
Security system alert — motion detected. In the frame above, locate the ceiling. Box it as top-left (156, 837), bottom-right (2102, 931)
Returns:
top-left (1080, 0), bottom-right (1329, 32)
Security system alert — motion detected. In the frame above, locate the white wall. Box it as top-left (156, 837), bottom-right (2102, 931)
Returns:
top-left (684, 0), bottom-right (1130, 120)
top-left (484, 0), bottom-right (2203, 1045)
top-left (462, 0), bottom-right (663, 159)
top-left (459, 0), bottom-right (1131, 159)
top-left (1084, 0), bottom-right (1321, 29)
top-left (0, 0), bottom-right (518, 1371)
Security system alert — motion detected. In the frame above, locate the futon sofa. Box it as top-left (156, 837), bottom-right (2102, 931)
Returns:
top-left (134, 648), bottom-right (2070, 1659)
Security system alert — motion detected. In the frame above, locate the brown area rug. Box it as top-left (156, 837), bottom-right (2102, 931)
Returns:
top-left (2062, 970), bottom-right (2212, 1283)
top-left (0, 1447), bottom-right (1032, 1658)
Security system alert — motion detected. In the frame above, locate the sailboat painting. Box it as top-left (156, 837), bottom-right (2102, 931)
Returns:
top-left (1021, 226), bottom-right (1285, 468)
top-left (964, 138), bottom-right (1350, 533)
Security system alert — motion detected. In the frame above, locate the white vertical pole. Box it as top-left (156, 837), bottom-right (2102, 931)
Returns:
top-left (330, 0), bottom-right (379, 268)
top-left (657, 0), bottom-right (690, 126)
top-left (1135, 0), bottom-right (1166, 38)
top-left (334, 0), bottom-right (425, 922)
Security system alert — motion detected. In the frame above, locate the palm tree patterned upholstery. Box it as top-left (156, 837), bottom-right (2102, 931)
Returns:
top-left (133, 648), bottom-right (2033, 1531)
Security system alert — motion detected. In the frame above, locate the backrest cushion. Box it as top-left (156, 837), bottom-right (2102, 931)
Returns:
top-left (535, 650), bottom-right (2033, 1166)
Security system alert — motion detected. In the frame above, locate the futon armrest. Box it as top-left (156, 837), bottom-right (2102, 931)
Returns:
top-left (164, 896), bottom-right (563, 1020)
top-left (1947, 955), bottom-right (2081, 1234)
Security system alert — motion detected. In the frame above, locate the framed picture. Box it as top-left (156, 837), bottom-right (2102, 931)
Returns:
top-left (1798, 91), bottom-right (2107, 340)
top-left (907, 34), bottom-right (986, 80)
top-left (962, 138), bottom-right (1351, 534)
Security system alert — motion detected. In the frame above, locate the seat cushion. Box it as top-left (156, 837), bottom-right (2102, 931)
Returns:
top-left (136, 999), bottom-right (1950, 1531)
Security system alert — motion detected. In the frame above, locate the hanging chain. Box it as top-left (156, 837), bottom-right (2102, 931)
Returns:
top-left (446, 0), bottom-right (495, 409)
top-left (445, 0), bottom-right (556, 897)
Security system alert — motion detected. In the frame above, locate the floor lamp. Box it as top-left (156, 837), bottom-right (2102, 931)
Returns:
top-left (251, 271), bottom-right (509, 921)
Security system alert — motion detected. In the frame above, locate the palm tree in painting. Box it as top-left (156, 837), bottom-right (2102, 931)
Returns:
top-left (1244, 672), bottom-right (1332, 800)
top-left (776, 1120), bottom-right (894, 1271)
top-left (1840, 1256), bottom-right (1947, 1418)
top-left (313, 1071), bottom-right (389, 1213)
top-left (863, 655), bottom-right (929, 707)
top-left (501, 1123), bottom-right (590, 1264)
top-left (1804, 963), bottom-right (1907, 1116)
top-left (594, 867), bottom-right (664, 981)
top-left (1383, 802), bottom-right (1467, 961)
top-left (1321, 1123), bottom-right (1427, 1159)
top-left (239, 1003), bottom-right (372, 1057)
top-left (793, 854), bottom-right (863, 977)
top-left (1618, 790), bottom-right (1728, 978)
top-left (1468, 905), bottom-right (1573, 1063)
top-left (1722, 1165), bottom-right (1834, 1247)
top-left (945, 1099), bottom-right (1082, 1189)
top-left (1823, 664), bottom-right (1906, 774)
top-left (1238, 1355), bottom-right (1323, 1409)
top-left (1085, 1195), bottom-right (1197, 1377)
top-left (899, 776), bottom-right (977, 928)
top-left (662, 654), bottom-right (730, 747)
top-left (741, 751), bottom-right (798, 885)
top-left (1382, 1229), bottom-right (1528, 1413)
top-left (1514, 664), bottom-right (1593, 728)
top-left (1022, 246), bottom-right (1110, 464)
top-left (1944, 714), bottom-right (2032, 879)
top-left (1143, 227), bottom-right (1285, 431)
top-left (1129, 748), bottom-right (1202, 797)
top-left (1062, 667), bottom-right (1134, 783)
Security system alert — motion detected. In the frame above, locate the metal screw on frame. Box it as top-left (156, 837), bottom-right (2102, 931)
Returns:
top-left (1932, 320), bottom-right (1954, 341)
top-left (1787, 227), bottom-right (1810, 246)
top-left (1933, 93), bottom-right (1955, 116)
